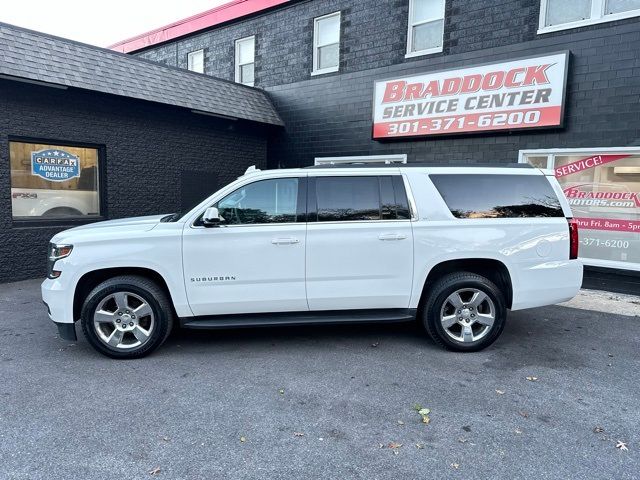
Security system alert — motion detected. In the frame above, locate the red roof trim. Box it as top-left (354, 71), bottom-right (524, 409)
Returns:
top-left (109, 0), bottom-right (290, 53)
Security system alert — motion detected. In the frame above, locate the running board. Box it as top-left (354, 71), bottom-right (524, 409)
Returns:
top-left (180, 309), bottom-right (417, 329)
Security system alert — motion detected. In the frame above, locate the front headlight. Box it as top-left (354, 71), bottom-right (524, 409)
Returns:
top-left (47, 243), bottom-right (73, 279)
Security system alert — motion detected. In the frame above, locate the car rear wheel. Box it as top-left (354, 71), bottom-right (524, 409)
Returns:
top-left (80, 275), bottom-right (173, 359)
top-left (422, 272), bottom-right (506, 352)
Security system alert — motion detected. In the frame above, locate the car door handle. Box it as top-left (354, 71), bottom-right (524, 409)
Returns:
top-left (378, 233), bottom-right (408, 241)
top-left (271, 238), bottom-right (300, 245)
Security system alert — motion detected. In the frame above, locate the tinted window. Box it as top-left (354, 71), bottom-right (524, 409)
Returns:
top-left (216, 178), bottom-right (298, 225)
top-left (430, 174), bottom-right (563, 219)
top-left (316, 176), bottom-right (381, 221)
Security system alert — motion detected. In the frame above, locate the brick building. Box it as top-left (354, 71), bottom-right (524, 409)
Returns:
top-left (111, 0), bottom-right (640, 276)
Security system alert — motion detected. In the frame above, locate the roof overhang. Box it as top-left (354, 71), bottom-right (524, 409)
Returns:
top-left (109, 0), bottom-right (291, 53)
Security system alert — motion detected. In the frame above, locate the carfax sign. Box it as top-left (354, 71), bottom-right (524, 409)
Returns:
top-left (31, 149), bottom-right (80, 182)
top-left (373, 52), bottom-right (569, 139)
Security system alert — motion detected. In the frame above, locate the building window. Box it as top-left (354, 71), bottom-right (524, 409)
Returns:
top-left (10, 140), bottom-right (101, 220)
top-left (406, 0), bottom-right (445, 58)
top-left (539, 0), bottom-right (640, 33)
top-left (312, 12), bottom-right (340, 76)
top-left (187, 49), bottom-right (204, 73)
top-left (520, 148), bottom-right (640, 271)
top-left (235, 36), bottom-right (255, 86)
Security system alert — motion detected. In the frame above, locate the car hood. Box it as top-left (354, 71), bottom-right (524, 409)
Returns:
top-left (50, 214), bottom-right (170, 244)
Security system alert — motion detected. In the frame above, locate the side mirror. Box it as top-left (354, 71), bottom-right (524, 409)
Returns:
top-left (203, 207), bottom-right (222, 227)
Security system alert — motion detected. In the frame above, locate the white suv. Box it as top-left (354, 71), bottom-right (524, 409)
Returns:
top-left (41, 164), bottom-right (583, 358)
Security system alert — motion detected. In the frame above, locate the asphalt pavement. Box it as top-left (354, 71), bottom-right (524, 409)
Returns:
top-left (0, 279), bottom-right (638, 479)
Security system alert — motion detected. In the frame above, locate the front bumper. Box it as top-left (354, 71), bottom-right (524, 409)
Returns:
top-left (42, 278), bottom-right (77, 341)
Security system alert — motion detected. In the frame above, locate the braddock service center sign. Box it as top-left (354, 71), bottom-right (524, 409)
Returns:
top-left (373, 52), bottom-right (569, 139)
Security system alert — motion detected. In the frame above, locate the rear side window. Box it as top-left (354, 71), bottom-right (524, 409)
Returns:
top-left (316, 176), bottom-right (381, 221)
top-left (313, 175), bottom-right (411, 222)
top-left (430, 174), bottom-right (563, 219)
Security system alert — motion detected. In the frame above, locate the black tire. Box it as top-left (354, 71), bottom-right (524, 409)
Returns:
top-left (80, 275), bottom-right (174, 359)
top-left (421, 272), bottom-right (506, 352)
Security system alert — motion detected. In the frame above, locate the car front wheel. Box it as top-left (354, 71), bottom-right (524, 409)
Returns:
top-left (80, 275), bottom-right (173, 359)
top-left (422, 272), bottom-right (506, 352)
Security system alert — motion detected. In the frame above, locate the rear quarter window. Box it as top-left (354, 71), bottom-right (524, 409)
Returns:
top-left (430, 174), bottom-right (564, 219)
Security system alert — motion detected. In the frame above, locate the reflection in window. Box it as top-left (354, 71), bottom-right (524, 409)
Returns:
top-left (10, 141), bottom-right (100, 219)
top-left (430, 174), bottom-right (564, 219)
top-left (316, 176), bottom-right (381, 221)
top-left (217, 178), bottom-right (298, 225)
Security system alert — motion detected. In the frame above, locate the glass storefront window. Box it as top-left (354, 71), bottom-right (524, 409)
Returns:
top-left (10, 141), bottom-right (100, 219)
top-left (522, 149), bottom-right (640, 271)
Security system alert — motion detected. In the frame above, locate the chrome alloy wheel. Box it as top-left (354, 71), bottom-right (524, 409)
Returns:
top-left (93, 292), bottom-right (155, 350)
top-left (440, 288), bottom-right (496, 343)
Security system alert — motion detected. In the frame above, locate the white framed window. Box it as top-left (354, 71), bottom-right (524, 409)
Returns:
top-left (406, 0), bottom-right (445, 58)
top-left (538, 0), bottom-right (640, 34)
top-left (187, 49), bottom-right (204, 74)
top-left (235, 36), bottom-right (255, 86)
top-left (312, 11), bottom-right (340, 76)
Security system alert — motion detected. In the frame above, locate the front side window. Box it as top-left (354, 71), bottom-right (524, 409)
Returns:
top-left (540, 0), bottom-right (640, 32)
top-left (216, 178), bottom-right (299, 225)
top-left (431, 174), bottom-right (564, 219)
top-left (312, 12), bottom-right (340, 75)
top-left (407, 0), bottom-right (445, 57)
top-left (187, 49), bottom-right (204, 73)
top-left (235, 36), bottom-right (255, 86)
top-left (10, 141), bottom-right (100, 220)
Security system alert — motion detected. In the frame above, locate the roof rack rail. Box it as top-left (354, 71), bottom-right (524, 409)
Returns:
top-left (314, 154), bottom-right (407, 166)
top-left (305, 162), bottom-right (534, 169)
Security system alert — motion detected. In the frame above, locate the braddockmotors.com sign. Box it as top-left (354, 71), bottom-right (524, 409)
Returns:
top-left (373, 52), bottom-right (569, 138)
top-left (31, 149), bottom-right (81, 182)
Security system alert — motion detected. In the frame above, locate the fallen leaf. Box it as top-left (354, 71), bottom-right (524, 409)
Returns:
top-left (397, 420), bottom-right (405, 425)
top-left (519, 411), bottom-right (529, 418)
top-left (149, 467), bottom-right (161, 476)
top-left (616, 441), bottom-right (628, 451)
top-left (371, 342), bottom-right (379, 348)
top-left (416, 443), bottom-right (424, 449)
top-left (451, 463), bottom-right (460, 469)
top-left (278, 388), bottom-right (285, 395)
top-left (240, 436), bottom-right (246, 443)
top-left (388, 442), bottom-right (402, 449)
top-left (293, 432), bottom-right (304, 437)
top-left (457, 438), bottom-right (468, 444)
top-left (593, 426), bottom-right (604, 433)
top-left (416, 407), bottom-right (431, 424)
top-left (495, 389), bottom-right (505, 395)
top-left (413, 403), bottom-right (423, 411)
top-left (514, 428), bottom-right (523, 434)
top-left (526, 376), bottom-right (538, 382)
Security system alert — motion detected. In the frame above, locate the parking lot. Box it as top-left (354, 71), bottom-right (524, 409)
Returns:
top-left (0, 279), bottom-right (638, 479)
